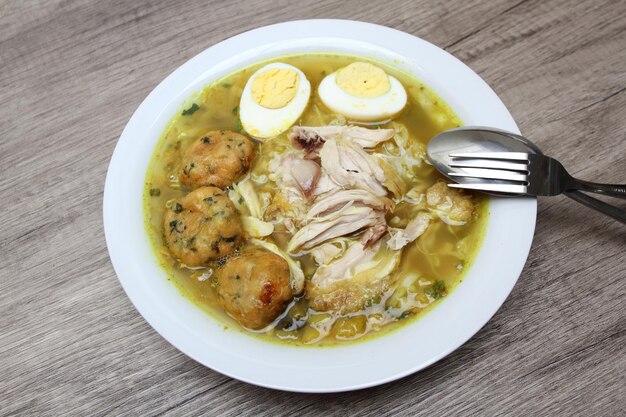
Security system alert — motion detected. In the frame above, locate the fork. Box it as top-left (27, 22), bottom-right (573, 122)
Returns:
top-left (447, 151), bottom-right (626, 224)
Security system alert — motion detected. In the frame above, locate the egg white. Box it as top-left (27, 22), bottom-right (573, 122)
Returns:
top-left (318, 72), bottom-right (407, 122)
top-left (239, 63), bottom-right (311, 140)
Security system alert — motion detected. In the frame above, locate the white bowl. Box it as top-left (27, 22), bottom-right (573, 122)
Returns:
top-left (103, 19), bottom-right (536, 392)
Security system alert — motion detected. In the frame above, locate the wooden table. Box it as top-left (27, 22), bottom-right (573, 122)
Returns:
top-left (1, 0), bottom-right (624, 415)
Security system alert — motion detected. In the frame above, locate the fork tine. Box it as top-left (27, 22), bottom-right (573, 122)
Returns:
top-left (448, 168), bottom-right (528, 182)
top-left (449, 159), bottom-right (528, 171)
top-left (448, 182), bottom-right (527, 194)
top-left (448, 151), bottom-right (529, 161)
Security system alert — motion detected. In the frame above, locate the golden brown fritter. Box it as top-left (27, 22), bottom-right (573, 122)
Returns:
top-left (164, 186), bottom-right (242, 266)
top-left (180, 130), bottom-right (255, 189)
top-left (426, 180), bottom-right (474, 222)
top-left (216, 248), bottom-right (293, 329)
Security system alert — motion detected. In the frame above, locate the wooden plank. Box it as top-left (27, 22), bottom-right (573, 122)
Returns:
top-left (0, 0), bottom-right (624, 415)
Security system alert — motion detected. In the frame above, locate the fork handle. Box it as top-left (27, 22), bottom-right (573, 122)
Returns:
top-left (565, 190), bottom-right (626, 224)
top-left (567, 178), bottom-right (626, 199)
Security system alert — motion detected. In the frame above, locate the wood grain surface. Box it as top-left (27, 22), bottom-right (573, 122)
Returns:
top-left (1, 0), bottom-right (625, 415)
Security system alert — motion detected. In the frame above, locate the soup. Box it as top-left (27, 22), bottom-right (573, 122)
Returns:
top-left (144, 54), bottom-right (487, 346)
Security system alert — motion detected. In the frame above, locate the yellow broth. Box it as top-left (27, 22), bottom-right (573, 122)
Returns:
top-left (144, 54), bottom-right (488, 347)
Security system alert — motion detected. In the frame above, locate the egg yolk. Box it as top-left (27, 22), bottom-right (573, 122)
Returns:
top-left (335, 62), bottom-right (390, 98)
top-left (251, 69), bottom-right (300, 109)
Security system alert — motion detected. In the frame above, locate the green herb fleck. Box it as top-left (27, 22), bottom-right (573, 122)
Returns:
top-left (169, 220), bottom-right (184, 233)
top-left (149, 188), bottom-right (161, 197)
top-left (183, 162), bottom-right (195, 176)
top-left (173, 203), bottom-right (183, 213)
top-left (222, 83), bottom-right (232, 89)
top-left (182, 103), bottom-right (200, 116)
top-left (427, 280), bottom-right (447, 300)
top-left (232, 105), bottom-right (239, 116)
top-left (203, 197), bottom-right (215, 204)
top-left (238, 196), bottom-right (244, 204)
top-left (235, 118), bottom-right (243, 132)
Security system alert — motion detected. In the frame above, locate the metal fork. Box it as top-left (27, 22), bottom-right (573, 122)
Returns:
top-left (447, 151), bottom-right (626, 224)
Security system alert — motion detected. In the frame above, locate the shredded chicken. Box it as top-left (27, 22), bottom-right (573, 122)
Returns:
top-left (360, 222), bottom-right (388, 247)
top-left (265, 152), bottom-right (317, 230)
top-left (311, 242), bottom-right (376, 289)
top-left (269, 152), bottom-right (321, 197)
top-left (290, 159), bottom-right (321, 196)
top-left (377, 156), bottom-right (406, 197)
top-left (287, 204), bottom-right (386, 253)
top-left (232, 178), bottom-right (263, 218)
top-left (320, 139), bottom-right (388, 196)
top-left (306, 241), bottom-right (402, 314)
top-left (402, 186), bottom-right (427, 208)
top-left (373, 122), bottom-right (427, 185)
top-left (241, 216), bottom-right (274, 238)
top-left (387, 212), bottom-right (431, 250)
top-left (311, 171), bottom-right (340, 197)
top-left (290, 125), bottom-right (395, 158)
top-left (308, 189), bottom-right (392, 217)
top-left (309, 239), bottom-right (351, 265)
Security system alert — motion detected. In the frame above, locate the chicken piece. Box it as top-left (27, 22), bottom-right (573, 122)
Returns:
top-left (377, 156), bottom-right (407, 197)
top-left (290, 159), bottom-right (322, 196)
top-left (311, 171), bottom-right (340, 197)
top-left (164, 187), bottom-right (242, 266)
top-left (338, 126), bottom-right (396, 147)
top-left (307, 242), bottom-right (401, 314)
top-left (309, 239), bottom-right (349, 265)
top-left (426, 181), bottom-right (474, 225)
top-left (290, 125), bottom-right (395, 158)
top-left (305, 189), bottom-right (391, 249)
top-left (308, 189), bottom-right (392, 217)
top-left (319, 139), bottom-right (388, 197)
top-left (360, 221), bottom-right (388, 247)
top-left (216, 248), bottom-right (293, 329)
top-left (180, 130), bottom-right (255, 189)
top-left (387, 212), bottom-right (431, 250)
top-left (372, 121), bottom-right (427, 191)
top-left (287, 205), bottom-right (386, 253)
top-left (269, 152), bottom-right (321, 197)
top-left (264, 192), bottom-right (305, 233)
top-left (402, 186), bottom-right (427, 208)
top-left (289, 126), bottom-right (326, 159)
top-left (265, 153), bottom-right (318, 230)
top-left (241, 216), bottom-right (274, 238)
top-left (232, 178), bottom-right (263, 218)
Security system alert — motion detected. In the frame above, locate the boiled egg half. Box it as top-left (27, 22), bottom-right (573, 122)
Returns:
top-left (239, 62), bottom-right (311, 140)
top-left (318, 62), bottom-right (407, 122)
